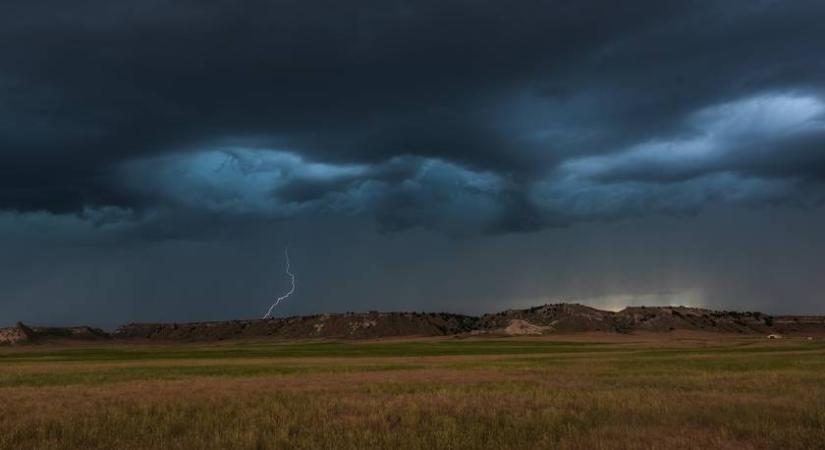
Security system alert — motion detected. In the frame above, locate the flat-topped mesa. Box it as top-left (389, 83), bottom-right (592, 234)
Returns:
top-left (0, 322), bottom-right (109, 345)
top-left (33, 325), bottom-right (111, 341)
top-left (614, 306), bottom-right (773, 333)
top-left (476, 304), bottom-right (791, 335)
top-left (112, 312), bottom-right (480, 341)
top-left (4, 303), bottom-right (824, 343)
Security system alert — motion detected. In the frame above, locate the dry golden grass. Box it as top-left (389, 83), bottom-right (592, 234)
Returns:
top-left (1, 336), bottom-right (824, 449)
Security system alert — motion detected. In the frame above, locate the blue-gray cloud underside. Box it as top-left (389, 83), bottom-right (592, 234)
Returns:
top-left (1, 0), bottom-right (824, 235)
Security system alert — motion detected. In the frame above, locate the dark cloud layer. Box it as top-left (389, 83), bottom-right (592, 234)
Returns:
top-left (3, 0), bottom-right (825, 229)
top-left (2, 1), bottom-right (825, 323)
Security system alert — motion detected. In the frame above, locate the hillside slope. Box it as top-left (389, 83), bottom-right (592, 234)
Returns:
top-left (0, 322), bottom-right (109, 345)
top-left (113, 312), bottom-right (479, 341)
top-left (3, 303), bottom-right (824, 344)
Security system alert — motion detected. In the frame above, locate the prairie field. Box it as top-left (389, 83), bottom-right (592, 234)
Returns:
top-left (1, 335), bottom-right (824, 450)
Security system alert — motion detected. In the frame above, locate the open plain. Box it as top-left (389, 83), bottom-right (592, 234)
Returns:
top-left (1, 334), bottom-right (824, 450)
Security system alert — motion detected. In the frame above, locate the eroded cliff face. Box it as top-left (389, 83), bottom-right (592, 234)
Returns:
top-left (0, 322), bottom-right (35, 345)
top-left (0, 323), bottom-right (108, 345)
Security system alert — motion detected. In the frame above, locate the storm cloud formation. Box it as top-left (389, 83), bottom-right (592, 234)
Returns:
top-left (2, 0), bottom-right (825, 325)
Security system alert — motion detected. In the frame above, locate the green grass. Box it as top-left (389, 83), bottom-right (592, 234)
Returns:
top-left (1, 337), bottom-right (824, 449)
top-left (0, 362), bottom-right (426, 388)
top-left (0, 339), bottom-right (611, 362)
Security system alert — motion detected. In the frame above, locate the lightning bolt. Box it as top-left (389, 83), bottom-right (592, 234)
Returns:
top-left (263, 248), bottom-right (296, 319)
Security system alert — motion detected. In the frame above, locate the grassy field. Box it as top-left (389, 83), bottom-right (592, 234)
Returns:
top-left (1, 335), bottom-right (824, 449)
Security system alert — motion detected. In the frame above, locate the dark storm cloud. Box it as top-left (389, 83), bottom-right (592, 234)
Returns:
top-left (1, 0), bottom-right (825, 231)
top-left (4, 1), bottom-right (825, 325)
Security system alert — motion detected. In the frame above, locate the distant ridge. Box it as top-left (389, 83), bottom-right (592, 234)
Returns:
top-left (3, 304), bottom-right (825, 344)
top-left (0, 322), bottom-right (109, 345)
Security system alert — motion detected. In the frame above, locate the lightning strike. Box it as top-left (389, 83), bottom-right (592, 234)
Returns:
top-left (263, 248), bottom-right (296, 319)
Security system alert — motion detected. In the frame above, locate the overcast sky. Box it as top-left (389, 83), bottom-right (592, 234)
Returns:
top-left (2, 0), bottom-right (825, 327)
